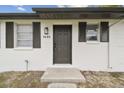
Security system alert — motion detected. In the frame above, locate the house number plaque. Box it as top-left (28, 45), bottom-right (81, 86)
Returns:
top-left (43, 36), bottom-right (51, 38)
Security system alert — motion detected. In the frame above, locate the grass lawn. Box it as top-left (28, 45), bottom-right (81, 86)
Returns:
top-left (0, 71), bottom-right (124, 88)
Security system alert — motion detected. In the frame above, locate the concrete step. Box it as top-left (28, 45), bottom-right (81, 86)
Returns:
top-left (41, 68), bottom-right (86, 83)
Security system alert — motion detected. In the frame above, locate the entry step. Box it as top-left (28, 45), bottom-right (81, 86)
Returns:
top-left (41, 68), bottom-right (86, 83)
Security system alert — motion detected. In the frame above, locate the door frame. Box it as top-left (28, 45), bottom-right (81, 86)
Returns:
top-left (53, 25), bottom-right (72, 65)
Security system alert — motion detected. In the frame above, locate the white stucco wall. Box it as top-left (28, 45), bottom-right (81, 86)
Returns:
top-left (109, 20), bottom-right (124, 71)
top-left (0, 20), bottom-right (53, 72)
top-left (0, 19), bottom-right (123, 72)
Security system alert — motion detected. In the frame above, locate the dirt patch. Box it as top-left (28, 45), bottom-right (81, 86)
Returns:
top-left (79, 71), bottom-right (124, 88)
top-left (0, 71), bottom-right (48, 88)
top-left (0, 71), bottom-right (124, 88)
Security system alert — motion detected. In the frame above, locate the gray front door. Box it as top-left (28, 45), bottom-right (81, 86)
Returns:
top-left (53, 25), bottom-right (72, 64)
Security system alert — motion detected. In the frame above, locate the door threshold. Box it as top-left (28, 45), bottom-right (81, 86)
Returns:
top-left (51, 64), bottom-right (73, 68)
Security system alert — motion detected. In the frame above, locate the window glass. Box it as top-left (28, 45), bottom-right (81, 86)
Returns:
top-left (86, 24), bottom-right (98, 41)
top-left (17, 25), bottom-right (32, 47)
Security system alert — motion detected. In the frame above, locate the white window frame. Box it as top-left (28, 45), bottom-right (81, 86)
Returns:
top-left (14, 24), bottom-right (33, 49)
top-left (86, 23), bottom-right (100, 43)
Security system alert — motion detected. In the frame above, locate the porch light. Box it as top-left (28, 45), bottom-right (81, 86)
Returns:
top-left (44, 27), bottom-right (49, 35)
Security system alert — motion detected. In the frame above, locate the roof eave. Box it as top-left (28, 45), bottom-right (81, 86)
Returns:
top-left (32, 7), bottom-right (124, 13)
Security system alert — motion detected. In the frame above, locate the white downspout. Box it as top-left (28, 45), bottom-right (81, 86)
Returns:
top-left (107, 36), bottom-right (112, 69)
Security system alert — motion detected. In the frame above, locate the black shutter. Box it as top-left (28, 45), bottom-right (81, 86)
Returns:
top-left (33, 22), bottom-right (41, 48)
top-left (78, 22), bottom-right (87, 42)
top-left (6, 22), bottom-right (14, 48)
top-left (100, 22), bottom-right (109, 42)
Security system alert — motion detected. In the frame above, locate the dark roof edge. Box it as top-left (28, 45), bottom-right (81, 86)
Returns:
top-left (32, 7), bottom-right (124, 13)
top-left (0, 13), bottom-right (40, 19)
top-left (0, 9), bottom-right (124, 19)
top-left (0, 13), bottom-right (36, 15)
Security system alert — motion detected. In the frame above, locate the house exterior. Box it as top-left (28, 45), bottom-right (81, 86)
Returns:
top-left (0, 7), bottom-right (124, 72)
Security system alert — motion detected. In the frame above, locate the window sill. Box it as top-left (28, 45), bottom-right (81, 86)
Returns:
top-left (86, 41), bottom-right (100, 44)
top-left (14, 47), bottom-right (33, 51)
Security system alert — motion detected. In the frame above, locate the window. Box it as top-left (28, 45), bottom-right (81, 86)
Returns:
top-left (16, 24), bottom-right (32, 47)
top-left (86, 24), bottom-right (99, 41)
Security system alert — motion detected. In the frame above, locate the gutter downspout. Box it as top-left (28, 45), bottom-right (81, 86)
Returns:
top-left (107, 37), bottom-right (112, 69)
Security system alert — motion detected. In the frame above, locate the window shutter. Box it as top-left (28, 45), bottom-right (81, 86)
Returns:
top-left (33, 22), bottom-right (41, 48)
top-left (100, 22), bottom-right (109, 42)
top-left (6, 22), bottom-right (14, 48)
top-left (79, 22), bottom-right (87, 42)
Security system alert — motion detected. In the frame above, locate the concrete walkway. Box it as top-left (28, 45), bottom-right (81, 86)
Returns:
top-left (47, 83), bottom-right (77, 88)
top-left (41, 68), bottom-right (85, 87)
